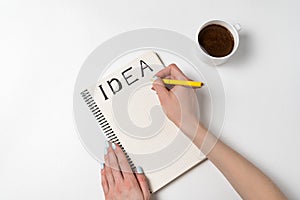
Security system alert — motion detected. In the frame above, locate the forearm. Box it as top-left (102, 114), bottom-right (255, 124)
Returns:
top-left (193, 124), bottom-right (286, 200)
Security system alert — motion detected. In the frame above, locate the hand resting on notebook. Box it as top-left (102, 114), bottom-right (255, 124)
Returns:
top-left (152, 64), bottom-right (286, 200)
top-left (101, 142), bottom-right (150, 200)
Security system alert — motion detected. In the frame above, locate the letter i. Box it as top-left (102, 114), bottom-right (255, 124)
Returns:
top-left (99, 84), bottom-right (109, 100)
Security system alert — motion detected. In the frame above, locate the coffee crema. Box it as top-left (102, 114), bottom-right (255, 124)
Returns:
top-left (198, 24), bottom-right (234, 57)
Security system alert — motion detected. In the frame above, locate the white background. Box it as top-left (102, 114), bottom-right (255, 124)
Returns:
top-left (0, 0), bottom-right (299, 199)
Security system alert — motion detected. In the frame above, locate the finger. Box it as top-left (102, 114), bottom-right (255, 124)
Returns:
top-left (114, 144), bottom-right (135, 180)
top-left (168, 64), bottom-right (189, 80)
top-left (136, 166), bottom-right (151, 199)
top-left (152, 78), bottom-right (170, 106)
top-left (104, 146), bottom-right (115, 188)
top-left (100, 163), bottom-right (109, 195)
top-left (151, 76), bottom-right (174, 91)
top-left (164, 75), bottom-right (172, 79)
top-left (107, 143), bottom-right (123, 183)
top-left (156, 64), bottom-right (189, 80)
top-left (155, 64), bottom-right (175, 77)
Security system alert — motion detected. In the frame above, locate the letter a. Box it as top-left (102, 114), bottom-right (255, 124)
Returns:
top-left (140, 60), bottom-right (153, 77)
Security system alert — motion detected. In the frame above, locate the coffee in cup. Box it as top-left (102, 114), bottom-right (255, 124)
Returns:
top-left (196, 20), bottom-right (241, 65)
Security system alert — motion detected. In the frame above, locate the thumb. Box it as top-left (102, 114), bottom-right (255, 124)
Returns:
top-left (136, 166), bottom-right (151, 199)
top-left (152, 77), bottom-right (169, 106)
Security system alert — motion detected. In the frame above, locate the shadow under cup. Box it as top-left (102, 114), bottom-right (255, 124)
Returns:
top-left (196, 20), bottom-right (241, 65)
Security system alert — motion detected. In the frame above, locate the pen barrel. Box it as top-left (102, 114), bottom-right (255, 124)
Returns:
top-left (162, 79), bottom-right (203, 87)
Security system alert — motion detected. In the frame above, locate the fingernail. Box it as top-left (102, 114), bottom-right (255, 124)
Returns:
top-left (151, 75), bottom-right (158, 82)
top-left (112, 143), bottom-right (116, 150)
top-left (105, 141), bottom-right (109, 148)
top-left (100, 163), bottom-right (105, 170)
top-left (104, 147), bottom-right (108, 155)
top-left (136, 166), bottom-right (144, 174)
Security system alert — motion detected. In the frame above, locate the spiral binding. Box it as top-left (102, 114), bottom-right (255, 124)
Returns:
top-left (80, 89), bottom-right (136, 171)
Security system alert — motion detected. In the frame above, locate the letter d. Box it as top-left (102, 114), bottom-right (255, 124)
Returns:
top-left (107, 78), bottom-right (122, 95)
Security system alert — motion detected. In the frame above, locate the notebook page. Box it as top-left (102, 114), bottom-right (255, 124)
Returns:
top-left (86, 51), bottom-right (205, 192)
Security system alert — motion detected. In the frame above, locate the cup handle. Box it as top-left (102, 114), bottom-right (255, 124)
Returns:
top-left (233, 23), bottom-right (242, 32)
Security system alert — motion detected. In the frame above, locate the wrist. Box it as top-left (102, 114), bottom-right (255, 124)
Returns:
top-left (192, 122), bottom-right (207, 148)
top-left (193, 124), bottom-right (218, 155)
top-left (178, 119), bottom-right (206, 145)
top-left (175, 118), bottom-right (217, 154)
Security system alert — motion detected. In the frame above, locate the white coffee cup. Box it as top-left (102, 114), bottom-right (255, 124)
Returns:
top-left (196, 19), bottom-right (241, 66)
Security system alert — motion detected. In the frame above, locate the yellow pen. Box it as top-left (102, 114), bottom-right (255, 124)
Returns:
top-left (152, 76), bottom-right (204, 88)
top-left (162, 79), bottom-right (204, 88)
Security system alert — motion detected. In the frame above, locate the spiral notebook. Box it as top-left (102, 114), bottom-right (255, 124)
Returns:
top-left (80, 51), bottom-right (206, 192)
